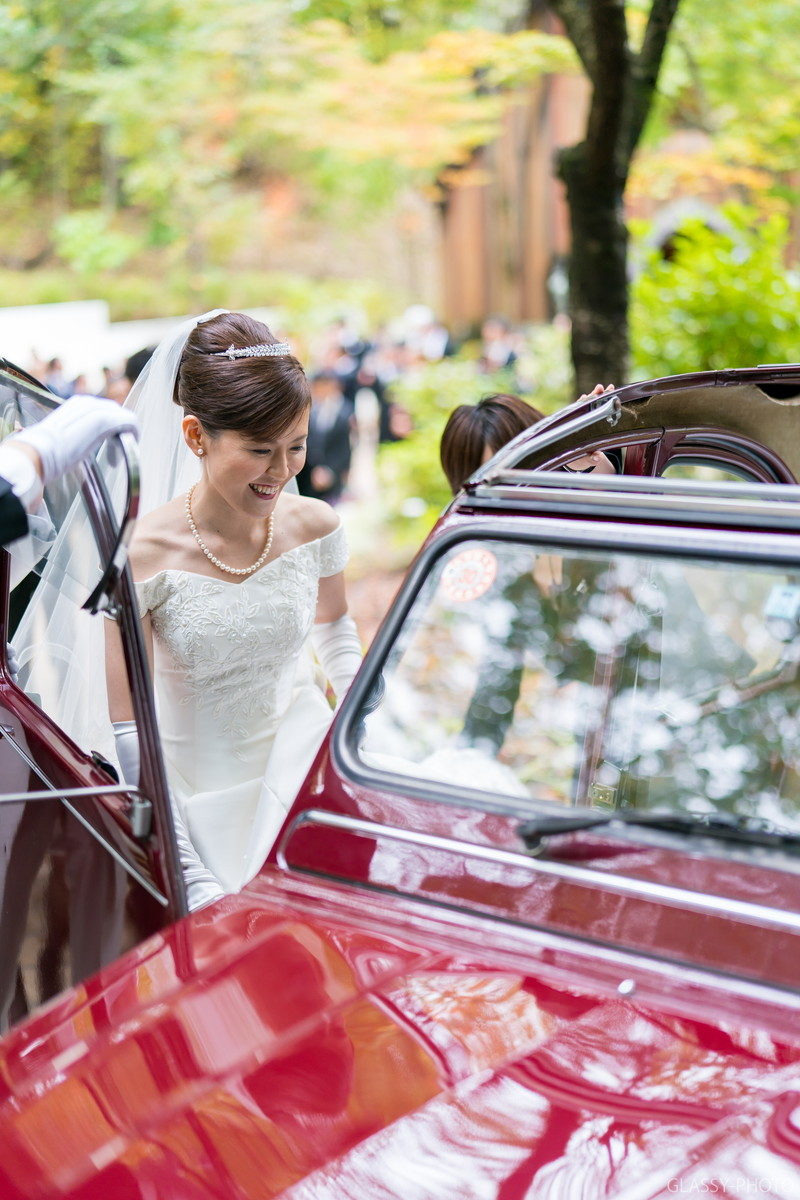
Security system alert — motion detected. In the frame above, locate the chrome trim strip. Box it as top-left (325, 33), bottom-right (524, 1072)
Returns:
top-left (481, 470), bottom-right (800, 502)
top-left (270, 860), bottom-right (800, 1009)
top-left (0, 724), bottom-right (168, 906)
top-left (470, 490), bottom-right (800, 534)
top-left (80, 457), bottom-right (187, 917)
top-left (444, 514), bottom-right (800, 564)
top-left (277, 809), bottom-right (800, 935)
top-left (474, 481), bottom-right (800, 530)
top-left (0, 783), bottom-right (138, 803)
top-left (0, 365), bottom-right (60, 410)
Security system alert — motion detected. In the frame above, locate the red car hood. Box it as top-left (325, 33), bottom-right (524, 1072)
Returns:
top-left (1, 869), bottom-right (799, 1199)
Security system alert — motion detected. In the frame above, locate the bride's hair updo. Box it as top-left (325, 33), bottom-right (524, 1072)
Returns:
top-left (175, 311), bottom-right (311, 439)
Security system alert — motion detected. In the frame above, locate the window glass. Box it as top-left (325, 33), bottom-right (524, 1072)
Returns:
top-left (356, 537), bottom-right (800, 827)
top-left (661, 460), bottom-right (758, 483)
top-left (2, 381), bottom-right (130, 761)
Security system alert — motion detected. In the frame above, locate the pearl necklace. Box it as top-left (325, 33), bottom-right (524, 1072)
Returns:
top-left (185, 483), bottom-right (274, 576)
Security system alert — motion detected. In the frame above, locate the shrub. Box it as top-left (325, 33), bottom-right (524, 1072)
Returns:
top-left (631, 205), bottom-right (799, 379)
top-left (0, 265), bottom-right (397, 326)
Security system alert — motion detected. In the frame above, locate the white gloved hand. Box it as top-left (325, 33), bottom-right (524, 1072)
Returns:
top-left (0, 443), bottom-right (42, 511)
top-left (113, 720), bottom-right (224, 912)
top-left (310, 613), bottom-right (362, 704)
top-left (5, 642), bottom-right (19, 683)
top-left (12, 395), bottom-right (140, 486)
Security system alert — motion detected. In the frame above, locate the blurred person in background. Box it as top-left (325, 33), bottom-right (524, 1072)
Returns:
top-left (67, 373), bottom-right (89, 398)
top-left (317, 317), bottom-right (370, 411)
top-left (478, 316), bottom-right (519, 377)
top-left (42, 357), bottom-right (71, 398)
top-left (105, 346), bottom-right (155, 404)
top-left (297, 369), bottom-right (354, 505)
top-left (402, 305), bottom-right (454, 363)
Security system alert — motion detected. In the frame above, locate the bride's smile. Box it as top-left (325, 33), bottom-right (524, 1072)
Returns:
top-left (107, 309), bottom-right (361, 910)
top-left (183, 412), bottom-right (310, 522)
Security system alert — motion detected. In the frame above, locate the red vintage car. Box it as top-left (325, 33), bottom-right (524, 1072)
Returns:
top-left (1, 361), bottom-right (800, 1198)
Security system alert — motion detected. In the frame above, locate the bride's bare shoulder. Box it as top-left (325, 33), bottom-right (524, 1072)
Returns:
top-left (281, 493), bottom-right (340, 545)
top-left (129, 497), bottom-right (187, 580)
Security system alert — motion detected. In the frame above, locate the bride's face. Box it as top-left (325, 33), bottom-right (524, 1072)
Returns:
top-left (192, 412), bottom-right (310, 516)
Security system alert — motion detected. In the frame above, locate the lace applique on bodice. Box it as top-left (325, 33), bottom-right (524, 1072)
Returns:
top-left (134, 522), bottom-right (347, 893)
top-left (135, 522), bottom-right (347, 759)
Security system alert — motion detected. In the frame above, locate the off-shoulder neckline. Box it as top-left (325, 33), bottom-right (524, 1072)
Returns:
top-left (134, 520), bottom-right (343, 589)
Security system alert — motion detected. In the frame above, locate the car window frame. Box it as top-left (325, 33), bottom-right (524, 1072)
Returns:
top-left (0, 367), bottom-right (188, 921)
top-left (334, 505), bottom-right (800, 826)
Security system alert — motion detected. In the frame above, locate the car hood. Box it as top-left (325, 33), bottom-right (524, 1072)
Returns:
top-left (1, 870), bottom-right (799, 1199)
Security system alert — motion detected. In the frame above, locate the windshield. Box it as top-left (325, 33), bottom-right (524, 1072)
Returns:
top-left (355, 537), bottom-right (800, 831)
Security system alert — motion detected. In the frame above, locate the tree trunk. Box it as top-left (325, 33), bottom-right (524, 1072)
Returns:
top-left (545, 0), bottom-right (682, 392)
top-left (558, 142), bottom-right (629, 392)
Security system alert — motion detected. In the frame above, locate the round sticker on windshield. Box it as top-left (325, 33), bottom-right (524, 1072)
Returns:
top-left (439, 547), bottom-right (498, 603)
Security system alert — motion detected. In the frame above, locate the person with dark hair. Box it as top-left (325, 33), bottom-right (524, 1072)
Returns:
top-left (440, 388), bottom-right (618, 495)
top-left (296, 370), bottom-right (354, 504)
top-left (104, 311), bottom-right (362, 908)
top-left (440, 394), bottom-right (545, 493)
top-left (105, 346), bottom-right (156, 403)
top-left (124, 346), bottom-right (154, 386)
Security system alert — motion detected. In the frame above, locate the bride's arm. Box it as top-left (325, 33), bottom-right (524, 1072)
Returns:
top-left (315, 569), bottom-right (347, 624)
top-left (312, 571), bottom-right (362, 703)
top-left (105, 608), bottom-right (154, 723)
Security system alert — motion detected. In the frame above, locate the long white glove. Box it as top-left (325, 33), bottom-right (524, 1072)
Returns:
top-left (0, 443), bottom-right (42, 512)
top-left (12, 394), bottom-right (139, 487)
top-left (113, 720), bottom-right (224, 912)
top-left (310, 613), bottom-right (362, 704)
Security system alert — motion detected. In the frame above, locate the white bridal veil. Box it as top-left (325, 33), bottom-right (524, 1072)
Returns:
top-left (122, 309), bottom-right (231, 515)
top-left (10, 310), bottom-right (229, 762)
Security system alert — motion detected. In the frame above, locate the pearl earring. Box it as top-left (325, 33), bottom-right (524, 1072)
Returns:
top-left (197, 447), bottom-right (205, 457)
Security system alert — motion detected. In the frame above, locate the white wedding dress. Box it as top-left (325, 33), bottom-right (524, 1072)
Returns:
top-left (134, 522), bottom-right (347, 892)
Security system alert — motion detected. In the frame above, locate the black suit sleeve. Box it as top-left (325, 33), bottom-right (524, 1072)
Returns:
top-left (0, 476), bottom-right (30, 549)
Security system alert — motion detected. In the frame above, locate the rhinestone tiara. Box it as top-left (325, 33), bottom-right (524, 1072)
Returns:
top-left (212, 341), bottom-right (291, 359)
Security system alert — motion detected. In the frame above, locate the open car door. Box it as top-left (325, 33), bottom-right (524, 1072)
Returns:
top-left (0, 363), bottom-right (186, 1032)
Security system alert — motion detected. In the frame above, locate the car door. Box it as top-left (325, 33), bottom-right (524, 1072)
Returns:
top-left (0, 366), bottom-right (185, 1032)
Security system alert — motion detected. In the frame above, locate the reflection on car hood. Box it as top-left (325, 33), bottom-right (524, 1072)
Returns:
top-left (0, 869), bottom-right (798, 1199)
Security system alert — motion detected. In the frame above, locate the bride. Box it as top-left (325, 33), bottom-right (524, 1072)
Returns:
top-left (105, 310), bottom-right (362, 909)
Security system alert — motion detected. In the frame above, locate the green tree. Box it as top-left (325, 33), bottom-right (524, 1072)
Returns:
top-left (645, 0), bottom-right (800, 180)
top-left (0, 0), bottom-right (185, 211)
top-left (4, 0), bottom-right (798, 364)
top-left (542, 0), bottom-right (682, 393)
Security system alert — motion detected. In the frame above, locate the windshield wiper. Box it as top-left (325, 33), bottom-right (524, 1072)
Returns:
top-left (519, 809), bottom-right (800, 853)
